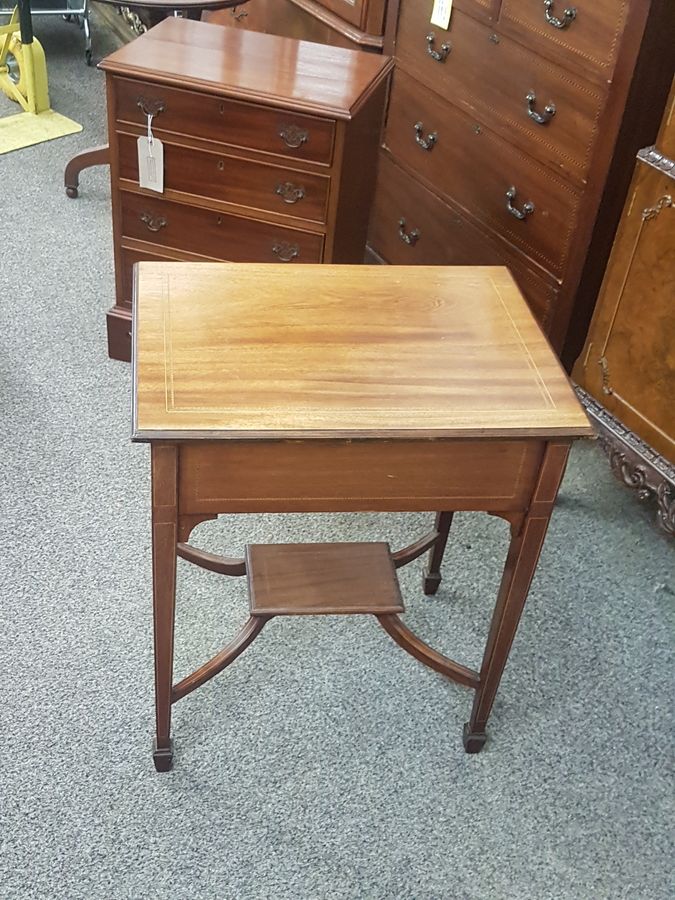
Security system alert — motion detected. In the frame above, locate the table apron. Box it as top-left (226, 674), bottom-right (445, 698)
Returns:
top-left (176, 439), bottom-right (546, 514)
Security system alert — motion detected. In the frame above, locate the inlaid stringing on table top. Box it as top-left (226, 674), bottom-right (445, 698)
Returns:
top-left (132, 263), bottom-right (593, 441)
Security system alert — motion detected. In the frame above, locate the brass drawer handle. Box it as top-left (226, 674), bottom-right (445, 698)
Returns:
top-left (140, 212), bottom-right (167, 232)
top-left (426, 33), bottom-right (451, 62)
top-left (230, 4), bottom-right (247, 19)
top-left (414, 122), bottom-right (437, 151)
top-left (526, 91), bottom-right (556, 125)
top-left (506, 186), bottom-right (535, 220)
top-left (275, 182), bottom-right (306, 204)
top-left (398, 218), bottom-right (420, 246)
top-left (272, 240), bottom-right (299, 262)
top-left (136, 97), bottom-right (166, 118)
top-left (543, 0), bottom-right (576, 29)
top-left (279, 124), bottom-right (309, 149)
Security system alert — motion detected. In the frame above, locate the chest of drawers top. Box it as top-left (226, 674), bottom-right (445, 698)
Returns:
top-left (99, 17), bottom-right (393, 120)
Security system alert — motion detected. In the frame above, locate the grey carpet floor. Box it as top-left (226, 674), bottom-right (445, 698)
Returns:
top-left (1, 15), bottom-right (674, 900)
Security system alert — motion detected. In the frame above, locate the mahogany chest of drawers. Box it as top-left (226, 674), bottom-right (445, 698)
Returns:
top-left (368, 0), bottom-right (674, 363)
top-left (100, 17), bottom-right (392, 360)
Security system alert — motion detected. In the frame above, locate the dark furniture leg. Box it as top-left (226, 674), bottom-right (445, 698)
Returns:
top-left (151, 444), bottom-right (179, 772)
top-left (463, 443), bottom-right (571, 753)
top-left (64, 144), bottom-right (111, 198)
top-left (422, 511), bottom-right (453, 595)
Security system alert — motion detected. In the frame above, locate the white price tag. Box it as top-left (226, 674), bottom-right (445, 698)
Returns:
top-left (430, 0), bottom-right (452, 30)
top-left (137, 135), bottom-right (164, 193)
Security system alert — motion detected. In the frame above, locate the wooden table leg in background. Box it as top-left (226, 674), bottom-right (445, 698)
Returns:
top-left (463, 442), bottom-right (571, 752)
top-left (423, 511), bottom-right (454, 595)
top-left (150, 444), bottom-right (179, 772)
top-left (64, 144), bottom-right (111, 198)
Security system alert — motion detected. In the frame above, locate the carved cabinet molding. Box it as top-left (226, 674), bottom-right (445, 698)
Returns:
top-left (574, 79), bottom-right (675, 536)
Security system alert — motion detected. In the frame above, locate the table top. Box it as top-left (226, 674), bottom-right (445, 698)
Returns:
top-left (99, 18), bottom-right (394, 120)
top-left (132, 262), bottom-right (593, 442)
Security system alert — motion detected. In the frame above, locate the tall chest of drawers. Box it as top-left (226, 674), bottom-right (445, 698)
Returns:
top-left (368, 0), bottom-right (674, 362)
top-left (100, 18), bottom-right (393, 361)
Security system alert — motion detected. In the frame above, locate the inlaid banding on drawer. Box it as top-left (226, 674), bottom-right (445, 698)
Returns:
top-left (499, 0), bottom-right (629, 81)
top-left (120, 192), bottom-right (324, 263)
top-left (117, 133), bottom-right (330, 224)
top-left (385, 70), bottom-right (581, 278)
top-left (114, 77), bottom-right (335, 165)
top-left (368, 153), bottom-right (559, 331)
top-left (178, 439), bottom-right (545, 514)
top-left (396, 3), bottom-right (605, 183)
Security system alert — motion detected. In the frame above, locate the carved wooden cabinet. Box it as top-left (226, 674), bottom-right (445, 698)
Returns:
top-left (100, 17), bottom-right (392, 360)
top-left (573, 80), bottom-right (675, 535)
top-left (368, 0), bottom-right (674, 362)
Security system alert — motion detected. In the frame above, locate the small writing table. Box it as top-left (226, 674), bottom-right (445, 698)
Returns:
top-left (132, 262), bottom-right (593, 771)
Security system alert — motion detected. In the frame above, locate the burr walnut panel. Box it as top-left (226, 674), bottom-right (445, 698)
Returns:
top-left (656, 79), bottom-right (675, 159)
top-left (116, 132), bottom-right (331, 225)
top-left (574, 156), bottom-right (675, 461)
top-left (385, 70), bottom-right (581, 278)
top-left (396, 2), bottom-right (605, 184)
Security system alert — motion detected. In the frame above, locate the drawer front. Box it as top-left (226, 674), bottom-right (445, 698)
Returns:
top-left (120, 192), bottom-right (324, 263)
top-left (385, 70), bottom-right (581, 278)
top-left (179, 439), bottom-right (545, 514)
top-left (117, 133), bottom-right (330, 225)
top-left (454, 0), bottom-right (500, 22)
top-left (114, 77), bottom-right (335, 165)
top-left (368, 152), bottom-right (559, 328)
top-left (396, 3), bottom-right (605, 183)
top-left (499, 0), bottom-right (629, 81)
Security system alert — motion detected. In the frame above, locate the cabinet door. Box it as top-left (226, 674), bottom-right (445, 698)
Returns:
top-left (318, 0), bottom-right (386, 32)
top-left (573, 156), bottom-right (675, 460)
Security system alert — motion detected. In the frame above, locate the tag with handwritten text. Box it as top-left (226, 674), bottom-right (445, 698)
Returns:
top-left (430, 0), bottom-right (452, 30)
top-left (137, 135), bottom-right (164, 193)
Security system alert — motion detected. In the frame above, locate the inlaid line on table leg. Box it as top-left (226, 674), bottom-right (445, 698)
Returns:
top-left (151, 443), bottom-right (179, 772)
top-left (464, 442), bottom-right (572, 753)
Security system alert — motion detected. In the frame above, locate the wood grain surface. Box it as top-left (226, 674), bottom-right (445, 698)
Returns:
top-left (132, 262), bottom-right (592, 440)
top-left (246, 542), bottom-right (404, 616)
top-left (100, 17), bottom-right (394, 120)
